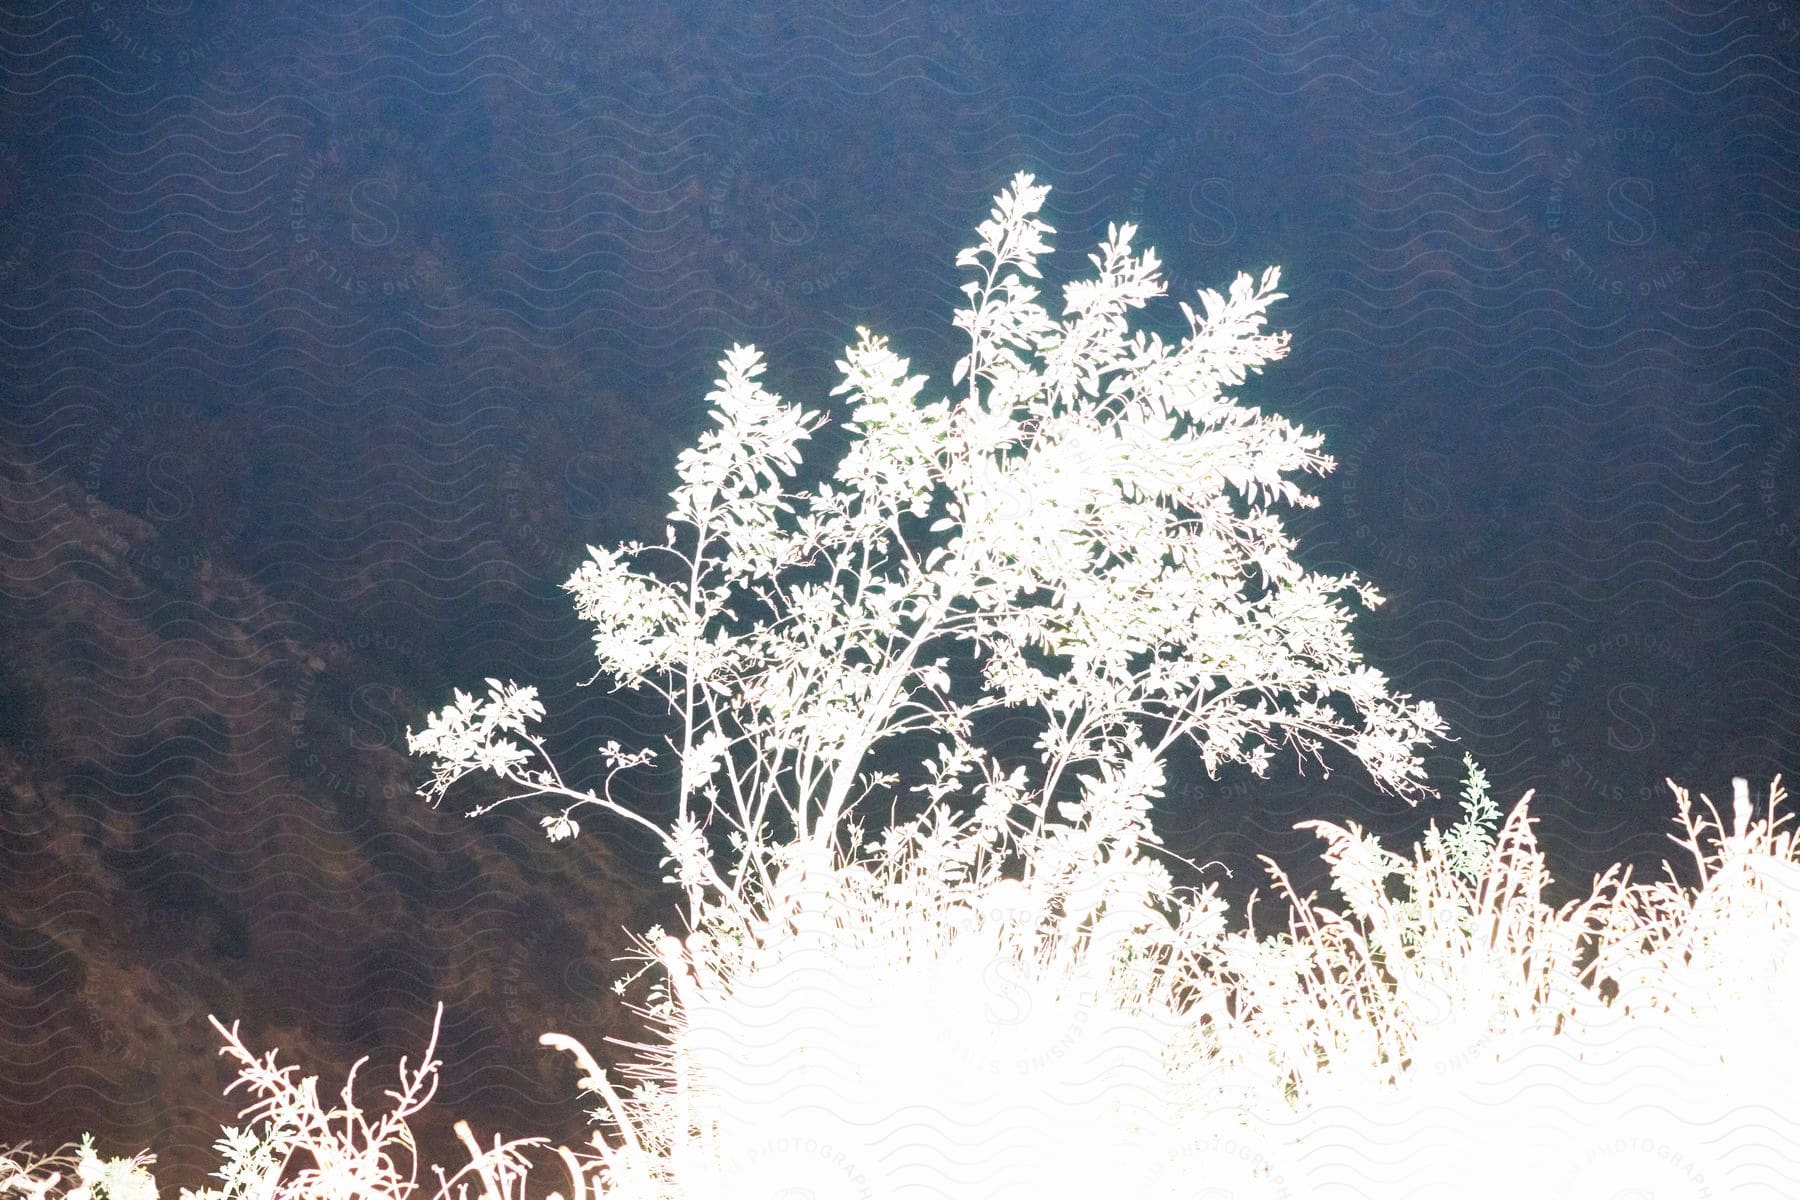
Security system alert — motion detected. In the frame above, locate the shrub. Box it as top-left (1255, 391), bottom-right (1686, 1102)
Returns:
top-left (404, 172), bottom-right (1444, 1194)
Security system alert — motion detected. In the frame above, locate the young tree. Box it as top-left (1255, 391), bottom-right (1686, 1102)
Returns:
top-left (408, 170), bottom-right (1445, 940)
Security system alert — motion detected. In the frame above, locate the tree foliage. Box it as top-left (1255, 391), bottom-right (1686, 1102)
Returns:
top-left (408, 171), bottom-right (1447, 935)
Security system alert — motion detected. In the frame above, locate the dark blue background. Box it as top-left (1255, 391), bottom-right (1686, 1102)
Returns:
top-left (1, 1), bottom-right (1796, 1189)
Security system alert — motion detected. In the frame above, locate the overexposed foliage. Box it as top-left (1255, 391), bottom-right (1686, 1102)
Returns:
top-left (14, 773), bottom-right (1797, 1199)
top-left (404, 173), bottom-right (1446, 1194)
top-left (20, 176), bottom-right (1796, 1200)
top-left (409, 171), bottom-right (1446, 942)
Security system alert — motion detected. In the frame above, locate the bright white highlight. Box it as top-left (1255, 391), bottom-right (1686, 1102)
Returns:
top-left (10, 176), bottom-right (1795, 1200)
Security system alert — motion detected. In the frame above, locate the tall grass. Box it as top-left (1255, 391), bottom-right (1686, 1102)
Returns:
top-left (9, 772), bottom-right (1795, 1199)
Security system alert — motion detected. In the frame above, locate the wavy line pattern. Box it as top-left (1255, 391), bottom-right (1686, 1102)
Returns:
top-left (0, 0), bottom-right (1797, 1192)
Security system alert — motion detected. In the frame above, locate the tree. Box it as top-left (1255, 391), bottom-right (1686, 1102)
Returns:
top-left (407, 169), bottom-right (1445, 941)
